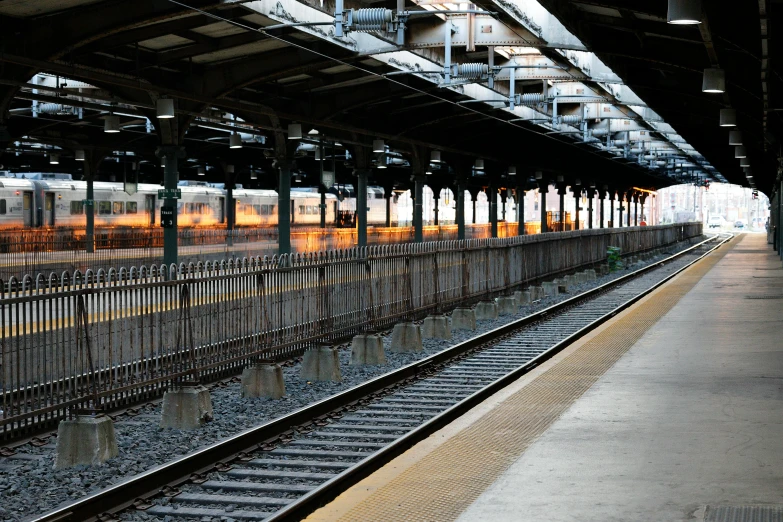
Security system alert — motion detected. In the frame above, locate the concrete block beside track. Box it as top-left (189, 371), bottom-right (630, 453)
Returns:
top-left (350, 334), bottom-right (387, 365)
top-left (515, 290), bottom-right (532, 306)
top-left (542, 281), bottom-right (560, 296)
top-left (301, 345), bottom-right (343, 381)
top-left (241, 363), bottom-right (286, 398)
top-left (390, 322), bottom-right (423, 353)
top-left (422, 315), bottom-right (452, 339)
top-left (160, 385), bottom-right (214, 430)
top-left (55, 415), bottom-right (118, 469)
top-left (475, 301), bottom-right (499, 320)
top-left (451, 308), bottom-right (477, 330)
top-left (496, 296), bottom-right (518, 316)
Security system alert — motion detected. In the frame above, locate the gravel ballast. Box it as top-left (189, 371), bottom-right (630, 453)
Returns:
top-left (0, 237), bottom-right (708, 522)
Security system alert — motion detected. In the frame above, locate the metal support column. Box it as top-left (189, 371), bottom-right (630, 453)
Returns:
top-left (456, 181), bottom-right (466, 241)
top-left (472, 193), bottom-right (478, 224)
top-left (489, 186), bottom-right (498, 238)
top-left (85, 173), bottom-right (95, 254)
top-left (278, 160), bottom-right (292, 255)
top-left (414, 176), bottom-right (424, 243)
top-left (627, 193), bottom-right (632, 227)
top-left (433, 195), bottom-right (440, 226)
top-left (157, 146), bottom-right (183, 268)
top-left (599, 191), bottom-right (605, 228)
top-left (517, 186), bottom-right (525, 235)
top-left (558, 186), bottom-right (566, 232)
top-left (573, 189), bottom-right (580, 231)
top-left (617, 194), bottom-right (624, 228)
top-left (608, 192), bottom-right (615, 227)
top-left (634, 195), bottom-right (639, 226)
top-left (539, 181), bottom-right (548, 233)
top-left (588, 190), bottom-right (594, 229)
top-left (226, 166), bottom-right (235, 246)
top-left (356, 168), bottom-right (369, 248)
top-left (384, 192), bottom-right (392, 227)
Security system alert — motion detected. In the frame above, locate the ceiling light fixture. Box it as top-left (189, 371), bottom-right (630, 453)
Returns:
top-left (430, 150), bottom-right (441, 163)
top-left (702, 68), bottom-right (725, 93)
top-left (75, 150), bottom-right (85, 161)
top-left (734, 146), bottom-right (747, 159)
top-left (104, 114), bottom-right (120, 133)
top-left (372, 139), bottom-right (385, 153)
top-left (229, 133), bottom-right (242, 149)
top-left (667, 0), bottom-right (702, 25)
top-left (49, 154), bottom-right (59, 165)
top-left (728, 131), bottom-right (743, 145)
top-left (719, 109), bottom-right (737, 127)
top-left (474, 159), bottom-right (484, 170)
top-left (287, 123), bottom-right (302, 140)
top-left (156, 98), bottom-right (175, 119)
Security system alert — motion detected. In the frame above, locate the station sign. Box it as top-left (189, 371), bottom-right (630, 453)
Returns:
top-left (160, 206), bottom-right (175, 228)
top-left (125, 181), bottom-right (138, 196)
top-left (158, 189), bottom-right (182, 199)
top-left (321, 171), bottom-right (335, 188)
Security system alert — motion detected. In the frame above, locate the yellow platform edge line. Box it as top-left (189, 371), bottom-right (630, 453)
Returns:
top-left (305, 235), bottom-right (741, 522)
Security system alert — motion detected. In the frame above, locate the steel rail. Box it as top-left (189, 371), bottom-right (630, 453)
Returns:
top-left (29, 234), bottom-right (730, 522)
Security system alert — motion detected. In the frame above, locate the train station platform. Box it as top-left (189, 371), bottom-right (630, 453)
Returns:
top-left (305, 233), bottom-right (783, 522)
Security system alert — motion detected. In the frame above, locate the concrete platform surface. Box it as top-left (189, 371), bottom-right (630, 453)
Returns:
top-left (305, 234), bottom-right (783, 522)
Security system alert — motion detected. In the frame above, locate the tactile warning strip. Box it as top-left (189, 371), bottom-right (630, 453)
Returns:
top-left (321, 236), bottom-right (740, 522)
top-left (705, 505), bottom-right (783, 522)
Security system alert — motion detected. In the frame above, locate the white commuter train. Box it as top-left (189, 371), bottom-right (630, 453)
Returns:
top-left (0, 173), bottom-right (401, 228)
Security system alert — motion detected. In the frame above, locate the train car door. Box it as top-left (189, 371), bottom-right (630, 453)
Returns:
top-left (22, 192), bottom-right (33, 226)
top-left (291, 199), bottom-right (295, 224)
top-left (218, 197), bottom-right (225, 224)
top-left (145, 195), bottom-right (155, 226)
top-left (44, 193), bottom-right (55, 226)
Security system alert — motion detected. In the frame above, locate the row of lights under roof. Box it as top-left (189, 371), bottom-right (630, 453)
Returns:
top-left (668, 0), bottom-right (754, 187)
top-left (103, 98), bottom-right (245, 149)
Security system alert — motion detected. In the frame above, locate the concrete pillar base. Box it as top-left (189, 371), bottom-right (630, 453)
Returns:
top-left (422, 315), bottom-right (452, 339)
top-left (390, 322), bottom-right (423, 353)
top-left (583, 269), bottom-right (597, 281)
top-left (350, 334), bottom-right (387, 365)
top-left (475, 300), bottom-right (499, 320)
top-left (160, 385), bottom-right (214, 430)
top-left (55, 415), bottom-right (118, 469)
top-left (557, 277), bottom-right (571, 294)
top-left (451, 308), bottom-right (477, 330)
top-left (531, 286), bottom-right (545, 300)
top-left (241, 363), bottom-right (286, 399)
top-left (495, 296), bottom-right (518, 316)
top-left (301, 345), bottom-right (343, 382)
top-left (542, 281), bottom-right (560, 297)
top-left (515, 290), bottom-right (532, 306)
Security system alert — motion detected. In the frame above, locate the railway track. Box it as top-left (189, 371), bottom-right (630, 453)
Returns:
top-left (31, 234), bottom-right (731, 522)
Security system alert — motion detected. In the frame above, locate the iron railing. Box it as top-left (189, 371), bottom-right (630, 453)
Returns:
top-left (0, 223), bottom-right (701, 441)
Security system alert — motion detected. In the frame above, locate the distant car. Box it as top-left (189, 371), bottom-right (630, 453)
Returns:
top-left (734, 220), bottom-right (745, 229)
top-left (707, 216), bottom-right (723, 228)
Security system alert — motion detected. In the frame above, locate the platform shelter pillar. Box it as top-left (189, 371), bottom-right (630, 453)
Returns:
top-left (517, 184), bottom-right (525, 236)
top-left (573, 184), bottom-right (581, 231)
top-left (558, 183), bottom-right (567, 232)
top-left (456, 179), bottom-right (467, 240)
top-left (355, 168), bottom-right (369, 248)
top-left (587, 188), bottom-right (595, 229)
top-left (277, 160), bottom-right (292, 255)
top-left (156, 145), bottom-right (184, 268)
top-left (489, 186), bottom-right (498, 238)
top-left (414, 175), bottom-right (425, 243)
top-left (539, 177), bottom-right (548, 233)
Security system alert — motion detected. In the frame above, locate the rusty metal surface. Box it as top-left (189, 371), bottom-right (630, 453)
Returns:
top-left (0, 223), bottom-right (701, 441)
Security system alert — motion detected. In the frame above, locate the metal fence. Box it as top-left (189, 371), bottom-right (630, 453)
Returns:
top-left (0, 223), bottom-right (701, 441)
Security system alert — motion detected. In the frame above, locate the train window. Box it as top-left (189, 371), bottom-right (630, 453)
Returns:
top-left (260, 205), bottom-right (268, 216)
top-left (0, 199), bottom-right (5, 215)
top-left (113, 202), bottom-right (124, 214)
top-left (375, 193), bottom-right (384, 199)
top-left (126, 202), bottom-right (138, 214)
top-left (299, 205), bottom-right (305, 215)
top-left (70, 201), bottom-right (84, 215)
top-left (98, 201), bottom-right (111, 215)
top-left (244, 204), bottom-right (253, 216)
top-left (45, 198), bottom-right (53, 211)
top-left (269, 204), bottom-right (275, 214)
top-left (253, 205), bottom-right (261, 215)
